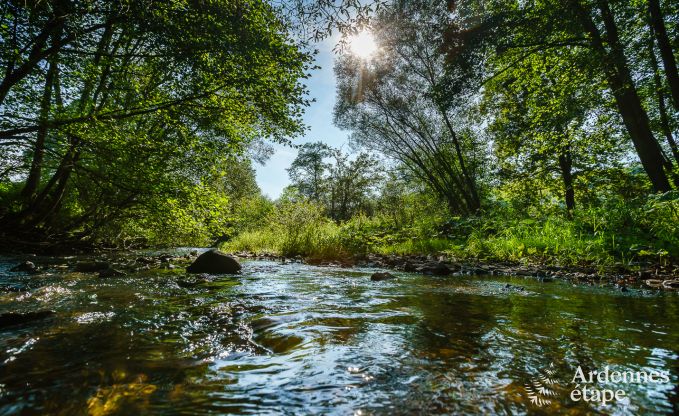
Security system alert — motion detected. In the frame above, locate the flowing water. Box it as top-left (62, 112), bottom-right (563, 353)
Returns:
top-left (0, 250), bottom-right (678, 415)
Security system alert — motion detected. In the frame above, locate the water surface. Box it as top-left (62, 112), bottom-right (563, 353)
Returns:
top-left (1, 252), bottom-right (677, 415)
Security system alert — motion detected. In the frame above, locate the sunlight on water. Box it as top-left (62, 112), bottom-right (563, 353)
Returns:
top-left (0, 255), bottom-right (678, 415)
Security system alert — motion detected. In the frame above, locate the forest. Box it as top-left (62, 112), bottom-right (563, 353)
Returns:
top-left (1, 0), bottom-right (678, 272)
top-left (2, 1), bottom-right (679, 415)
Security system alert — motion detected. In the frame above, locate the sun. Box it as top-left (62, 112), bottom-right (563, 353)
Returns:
top-left (349, 30), bottom-right (378, 59)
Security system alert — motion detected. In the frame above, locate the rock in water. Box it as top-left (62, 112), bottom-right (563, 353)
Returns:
top-left (10, 261), bottom-right (39, 273)
top-left (186, 249), bottom-right (241, 274)
top-left (371, 272), bottom-right (397, 281)
top-left (0, 310), bottom-right (55, 329)
top-left (663, 279), bottom-right (679, 289)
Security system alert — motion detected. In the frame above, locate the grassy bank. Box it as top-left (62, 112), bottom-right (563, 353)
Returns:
top-left (222, 194), bottom-right (679, 272)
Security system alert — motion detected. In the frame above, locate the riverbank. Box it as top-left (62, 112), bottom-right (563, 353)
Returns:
top-left (2, 246), bottom-right (677, 291)
top-left (225, 251), bottom-right (679, 291)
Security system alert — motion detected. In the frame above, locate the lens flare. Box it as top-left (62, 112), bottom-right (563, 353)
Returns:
top-left (349, 31), bottom-right (378, 59)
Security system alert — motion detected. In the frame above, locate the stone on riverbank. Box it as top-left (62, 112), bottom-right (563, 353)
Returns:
top-left (98, 268), bottom-right (125, 278)
top-left (74, 261), bottom-right (111, 273)
top-left (186, 249), bottom-right (241, 274)
top-left (663, 279), bottom-right (679, 289)
top-left (416, 261), bottom-right (452, 276)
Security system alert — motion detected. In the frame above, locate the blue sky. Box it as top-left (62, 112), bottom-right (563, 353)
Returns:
top-left (254, 36), bottom-right (349, 199)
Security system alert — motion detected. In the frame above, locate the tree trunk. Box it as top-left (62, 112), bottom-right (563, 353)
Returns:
top-left (647, 10), bottom-right (679, 168)
top-left (0, 23), bottom-right (54, 106)
top-left (570, 0), bottom-right (671, 192)
top-left (440, 110), bottom-right (481, 212)
top-left (648, 0), bottom-right (679, 111)
top-left (558, 150), bottom-right (575, 211)
top-left (11, 18), bottom-right (116, 230)
top-left (20, 53), bottom-right (59, 202)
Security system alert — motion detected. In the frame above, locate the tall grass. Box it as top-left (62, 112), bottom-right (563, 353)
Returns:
top-left (222, 200), bottom-right (349, 260)
top-left (453, 218), bottom-right (615, 266)
top-left (223, 193), bottom-right (679, 268)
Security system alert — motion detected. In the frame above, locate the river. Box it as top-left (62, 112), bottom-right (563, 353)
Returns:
top-left (1, 250), bottom-right (677, 415)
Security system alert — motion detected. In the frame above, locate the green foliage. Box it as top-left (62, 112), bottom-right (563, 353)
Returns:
top-left (223, 199), bottom-right (345, 259)
top-left (226, 185), bottom-right (679, 270)
top-left (0, 0), bottom-right (312, 246)
top-left (334, 0), bottom-right (484, 215)
top-left (444, 191), bottom-right (679, 268)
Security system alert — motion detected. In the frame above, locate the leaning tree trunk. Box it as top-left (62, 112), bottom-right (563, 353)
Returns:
top-left (570, 0), bottom-right (671, 192)
top-left (648, 20), bottom-right (679, 167)
top-left (20, 53), bottom-right (59, 203)
top-left (648, 0), bottom-right (679, 111)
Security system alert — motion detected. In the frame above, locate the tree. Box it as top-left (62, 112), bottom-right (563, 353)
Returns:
top-left (287, 143), bottom-right (382, 221)
top-left (481, 28), bottom-right (627, 212)
top-left (326, 148), bottom-right (382, 221)
top-left (335, 0), bottom-right (483, 215)
top-left (648, 0), bottom-right (679, 112)
top-left (442, 0), bottom-right (678, 192)
top-left (287, 142), bottom-right (332, 201)
top-left (0, 0), bottom-right (312, 245)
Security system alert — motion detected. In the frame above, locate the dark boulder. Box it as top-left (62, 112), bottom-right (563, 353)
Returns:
top-left (186, 249), bottom-right (241, 274)
top-left (74, 261), bottom-right (111, 273)
top-left (663, 279), bottom-right (679, 289)
top-left (0, 310), bottom-right (55, 329)
top-left (371, 272), bottom-right (397, 281)
top-left (10, 261), bottom-right (39, 273)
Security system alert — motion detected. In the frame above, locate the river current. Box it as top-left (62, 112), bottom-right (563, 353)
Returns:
top-left (1, 250), bottom-right (677, 415)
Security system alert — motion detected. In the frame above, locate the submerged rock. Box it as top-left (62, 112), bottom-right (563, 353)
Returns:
top-left (502, 283), bottom-right (525, 292)
top-left (186, 249), bottom-right (241, 274)
top-left (135, 257), bottom-right (156, 264)
top-left (0, 310), bottom-right (55, 329)
top-left (371, 272), bottom-right (397, 281)
top-left (10, 260), bottom-right (39, 273)
top-left (177, 274), bottom-right (212, 288)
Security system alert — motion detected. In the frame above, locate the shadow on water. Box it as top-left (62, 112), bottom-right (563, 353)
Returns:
top-left (0, 255), bottom-right (678, 415)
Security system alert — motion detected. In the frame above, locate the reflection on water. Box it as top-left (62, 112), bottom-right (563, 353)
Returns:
top-left (0, 255), bottom-right (678, 415)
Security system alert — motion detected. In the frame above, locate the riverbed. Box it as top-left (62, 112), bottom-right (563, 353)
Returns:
top-left (1, 251), bottom-right (677, 415)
